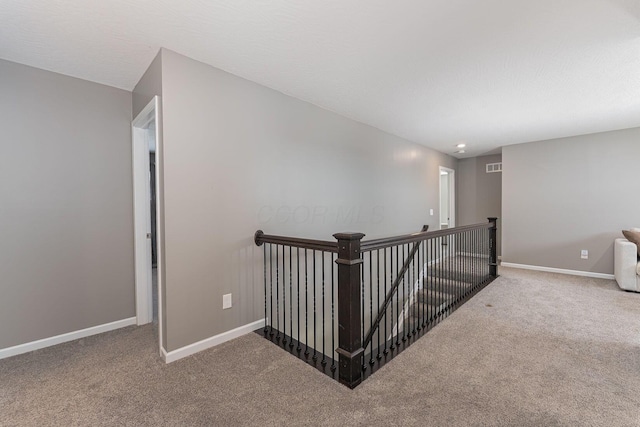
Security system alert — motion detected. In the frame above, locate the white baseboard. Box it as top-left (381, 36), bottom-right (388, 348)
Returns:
top-left (162, 318), bottom-right (265, 363)
top-left (0, 317), bottom-right (137, 360)
top-left (501, 262), bottom-right (615, 280)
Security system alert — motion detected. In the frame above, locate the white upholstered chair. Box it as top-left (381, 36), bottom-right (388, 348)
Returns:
top-left (614, 228), bottom-right (640, 292)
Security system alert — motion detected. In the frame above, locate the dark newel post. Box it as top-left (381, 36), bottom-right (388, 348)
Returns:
top-left (488, 217), bottom-right (498, 277)
top-left (333, 232), bottom-right (365, 389)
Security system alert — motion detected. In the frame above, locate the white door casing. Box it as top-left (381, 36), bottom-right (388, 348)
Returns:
top-left (131, 96), bottom-right (164, 353)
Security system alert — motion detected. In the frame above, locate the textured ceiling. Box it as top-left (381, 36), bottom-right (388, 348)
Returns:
top-left (1, 0), bottom-right (639, 157)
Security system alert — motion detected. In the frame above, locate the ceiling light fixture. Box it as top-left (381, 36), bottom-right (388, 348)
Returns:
top-left (455, 150), bottom-right (466, 154)
top-left (456, 143), bottom-right (466, 148)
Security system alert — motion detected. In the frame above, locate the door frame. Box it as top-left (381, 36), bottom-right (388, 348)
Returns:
top-left (132, 96), bottom-right (164, 352)
top-left (439, 166), bottom-right (456, 229)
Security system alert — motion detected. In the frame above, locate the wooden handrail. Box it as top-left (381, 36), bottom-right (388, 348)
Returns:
top-left (254, 221), bottom-right (492, 254)
top-left (360, 222), bottom-right (492, 252)
top-left (254, 230), bottom-right (338, 252)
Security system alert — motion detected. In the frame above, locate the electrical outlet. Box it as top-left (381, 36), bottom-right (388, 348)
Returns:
top-left (581, 250), bottom-right (588, 260)
top-left (429, 209), bottom-right (434, 216)
top-left (223, 293), bottom-right (232, 309)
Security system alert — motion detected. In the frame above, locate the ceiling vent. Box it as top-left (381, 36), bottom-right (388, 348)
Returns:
top-left (486, 162), bottom-right (502, 173)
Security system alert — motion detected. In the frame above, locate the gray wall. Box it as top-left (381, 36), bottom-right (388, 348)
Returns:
top-left (457, 154), bottom-right (502, 255)
top-left (160, 49), bottom-right (457, 351)
top-left (502, 128), bottom-right (640, 274)
top-left (0, 59), bottom-right (135, 349)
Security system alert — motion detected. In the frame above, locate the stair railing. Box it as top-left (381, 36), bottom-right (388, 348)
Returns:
top-left (361, 225), bottom-right (428, 351)
top-left (255, 217), bottom-right (498, 388)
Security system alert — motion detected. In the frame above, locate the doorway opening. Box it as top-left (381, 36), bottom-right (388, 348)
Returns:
top-left (439, 167), bottom-right (455, 230)
top-left (132, 96), bottom-right (163, 354)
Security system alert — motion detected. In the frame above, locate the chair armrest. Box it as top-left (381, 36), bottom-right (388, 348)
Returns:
top-left (615, 238), bottom-right (639, 291)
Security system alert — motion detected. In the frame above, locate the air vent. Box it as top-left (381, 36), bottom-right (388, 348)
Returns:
top-left (486, 162), bottom-right (502, 173)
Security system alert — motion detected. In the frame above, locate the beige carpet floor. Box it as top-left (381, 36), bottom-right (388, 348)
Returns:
top-left (2, 267), bottom-right (640, 426)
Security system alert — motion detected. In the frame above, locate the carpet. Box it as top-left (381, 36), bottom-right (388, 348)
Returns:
top-left (1, 267), bottom-right (639, 426)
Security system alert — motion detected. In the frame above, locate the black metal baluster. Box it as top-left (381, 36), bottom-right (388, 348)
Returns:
top-left (485, 228), bottom-right (488, 279)
top-left (297, 248), bottom-right (301, 352)
top-left (476, 229), bottom-right (480, 284)
top-left (433, 237), bottom-right (437, 323)
top-left (384, 247), bottom-right (389, 355)
top-left (460, 232), bottom-right (464, 295)
top-left (376, 249), bottom-right (381, 360)
top-left (461, 233), bottom-right (463, 297)
top-left (304, 249), bottom-right (309, 357)
top-left (425, 240), bottom-right (429, 327)
top-left (486, 228), bottom-right (490, 279)
top-left (443, 235), bottom-right (456, 316)
top-left (413, 242), bottom-right (417, 335)
top-left (473, 230), bottom-right (478, 286)
top-left (411, 243), bottom-right (415, 335)
top-left (481, 228), bottom-right (484, 281)
top-left (430, 238), bottom-right (434, 324)
top-left (446, 235), bottom-right (449, 308)
top-left (465, 231), bottom-right (468, 293)
top-left (468, 230), bottom-right (471, 286)
top-left (485, 228), bottom-right (490, 279)
top-left (456, 234), bottom-right (460, 303)
top-left (443, 235), bottom-right (447, 311)
top-left (269, 244), bottom-right (274, 337)
top-left (418, 239), bottom-right (423, 330)
top-left (331, 253), bottom-right (336, 372)
top-left (263, 244), bottom-right (268, 334)
top-left (416, 240), bottom-right (420, 331)
top-left (424, 239), bottom-right (428, 327)
top-left (450, 234), bottom-right (454, 303)
top-left (425, 239), bottom-right (428, 326)
top-left (416, 241), bottom-right (421, 331)
top-left (361, 257), bottom-right (365, 371)
top-left (438, 237), bottom-right (442, 320)
top-left (481, 229), bottom-right (484, 280)
top-left (289, 246), bottom-right (293, 348)
top-left (477, 229), bottom-right (480, 283)
top-left (474, 229), bottom-right (478, 286)
top-left (402, 244), bottom-right (407, 342)
top-left (390, 246), bottom-right (395, 350)
top-left (457, 233), bottom-right (461, 302)
top-left (369, 251), bottom-right (374, 366)
top-left (282, 245), bottom-right (286, 344)
top-left (400, 244), bottom-right (405, 342)
top-left (435, 237), bottom-right (439, 323)
top-left (276, 244), bottom-right (280, 340)
top-left (313, 250), bottom-right (317, 361)
top-left (321, 251), bottom-right (326, 366)
top-left (395, 245), bottom-right (400, 347)
top-left (409, 244), bottom-right (414, 338)
top-left (408, 243), bottom-right (412, 339)
top-left (464, 231), bottom-right (468, 293)
top-left (448, 234), bottom-right (452, 308)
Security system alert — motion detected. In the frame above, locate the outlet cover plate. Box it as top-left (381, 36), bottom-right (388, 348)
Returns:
top-left (223, 293), bottom-right (232, 309)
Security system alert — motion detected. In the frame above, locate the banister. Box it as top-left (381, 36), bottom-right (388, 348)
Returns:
top-left (254, 222), bottom-right (491, 254)
top-left (255, 218), bottom-right (499, 388)
top-left (254, 230), bottom-right (338, 252)
top-left (360, 221), bottom-right (492, 252)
